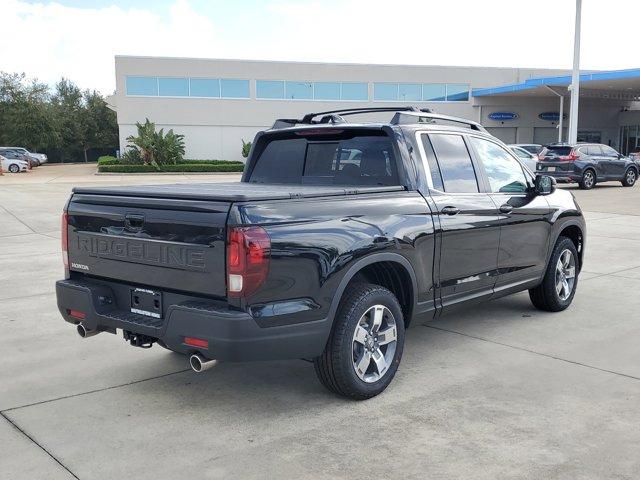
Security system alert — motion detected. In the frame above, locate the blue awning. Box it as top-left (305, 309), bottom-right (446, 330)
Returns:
top-left (473, 68), bottom-right (640, 98)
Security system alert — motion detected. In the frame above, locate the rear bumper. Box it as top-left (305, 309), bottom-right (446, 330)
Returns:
top-left (56, 279), bottom-right (329, 361)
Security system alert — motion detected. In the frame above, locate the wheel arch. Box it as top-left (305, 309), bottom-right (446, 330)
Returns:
top-left (555, 222), bottom-right (585, 272)
top-left (328, 253), bottom-right (418, 329)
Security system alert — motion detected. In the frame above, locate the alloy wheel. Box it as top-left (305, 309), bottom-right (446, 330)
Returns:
top-left (626, 169), bottom-right (636, 185)
top-left (583, 171), bottom-right (594, 188)
top-left (351, 305), bottom-right (397, 383)
top-left (555, 249), bottom-right (576, 301)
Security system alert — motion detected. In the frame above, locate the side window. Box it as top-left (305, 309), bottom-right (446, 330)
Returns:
top-left (586, 145), bottom-right (602, 156)
top-left (470, 137), bottom-right (528, 193)
top-left (601, 145), bottom-right (618, 157)
top-left (429, 134), bottom-right (478, 193)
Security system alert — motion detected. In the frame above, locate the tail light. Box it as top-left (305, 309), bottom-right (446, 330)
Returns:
top-left (62, 211), bottom-right (69, 278)
top-left (559, 149), bottom-right (579, 161)
top-left (226, 226), bottom-right (270, 298)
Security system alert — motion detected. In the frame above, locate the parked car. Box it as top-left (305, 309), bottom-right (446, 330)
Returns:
top-left (0, 154), bottom-right (28, 173)
top-left (508, 144), bottom-right (538, 172)
top-left (512, 143), bottom-right (543, 155)
top-left (537, 143), bottom-right (638, 189)
top-left (3, 147), bottom-right (47, 164)
top-left (56, 107), bottom-right (585, 399)
top-left (0, 148), bottom-right (38, 168)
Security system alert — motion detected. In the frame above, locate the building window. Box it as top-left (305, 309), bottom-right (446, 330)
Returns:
top-left (220, 79), bottom-right (249, 98)
top-left (398, 83), bottom-right (422, 101)
top-left (446, 83), bottom-right (470, 101)
top-left (340, 82), bottom-right (367, 101)
top-left (374, 83), bottom-right (398, 101)
top-left (314, 82), bottom-right (341, 100)
top-left (158, 77), bottom-right (189, 97)
top-left (126, 76), bottom-right (158, 96)
top-left (257, 80), bottom-right (285, 99)
top-left (189, 78), bottom-right (220, 97)
top-left (422, 83), bottom-right (446, 101)
top-left (286, 81), bottom-right (313, 100)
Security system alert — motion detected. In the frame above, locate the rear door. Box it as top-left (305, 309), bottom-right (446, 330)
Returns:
top-left (583, 145), bottom-right (607, 179)
top-left (419, 132), bottom-right (501, 308)
top-left (468, 136), bottom-right (551, 292)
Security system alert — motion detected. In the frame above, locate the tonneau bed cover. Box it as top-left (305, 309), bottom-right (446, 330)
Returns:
top-left (72, 183), bottom-right (405, 202)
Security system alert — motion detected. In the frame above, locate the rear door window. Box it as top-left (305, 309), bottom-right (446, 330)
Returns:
top-left (586, 145), bottom-right (602, 156)
top-left (429, 134), bottom-right (479, 193)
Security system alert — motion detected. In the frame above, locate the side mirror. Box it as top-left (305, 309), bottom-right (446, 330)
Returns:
top-left (535, 174), bottom-right (556, 195)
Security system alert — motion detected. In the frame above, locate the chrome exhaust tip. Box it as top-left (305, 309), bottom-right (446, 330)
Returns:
top-left (189, 353), bottom-right (218, 373)
top-left (76, 323), bottom-right (100, 338)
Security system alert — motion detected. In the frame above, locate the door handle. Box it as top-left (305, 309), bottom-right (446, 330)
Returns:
top-left (499, 204), bottom-right (513, 214)
top-left (440, 206), bottom-right (460, 216)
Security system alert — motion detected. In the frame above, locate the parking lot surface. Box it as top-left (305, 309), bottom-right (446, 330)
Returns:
top-left (1, 164), bottom-right (639, 479)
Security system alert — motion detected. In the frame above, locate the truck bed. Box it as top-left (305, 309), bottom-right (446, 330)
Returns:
top-left (73, 182), bottom-right (405, 202)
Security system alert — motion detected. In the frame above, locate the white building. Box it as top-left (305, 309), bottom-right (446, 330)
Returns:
top-left (109, 56), bottom-right (640, 161)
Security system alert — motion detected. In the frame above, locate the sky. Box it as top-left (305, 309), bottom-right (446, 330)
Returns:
top-left (0, 0), bottom-right (637, 95)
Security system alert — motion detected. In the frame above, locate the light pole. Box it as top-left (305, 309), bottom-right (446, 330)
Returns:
top-left (567, 0), bottom-right (582, 143)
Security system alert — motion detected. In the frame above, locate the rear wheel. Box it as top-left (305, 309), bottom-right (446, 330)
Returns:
top-left (622, 168), bottom-right (637, 187)
top-left (578, 169), bottom-right (595, 190)
top-left (529, 236), bottom-right (579, 312)
top-left (314, 283), bottom-right (405, 400)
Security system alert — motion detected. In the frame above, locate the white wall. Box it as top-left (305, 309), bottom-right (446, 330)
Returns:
top-left (113, 56), bottom-right (570, 160)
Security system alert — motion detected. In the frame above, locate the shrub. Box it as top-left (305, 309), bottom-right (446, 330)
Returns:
top-left (125, 118), bottom-right (185, 168)
top-left (241, 139), bottom-right (251, 158)
top-left (98, 163), bottom-right (245, 173)
top-left (121, 147), bottom-right (143, 164)
top-left (97, 155), bottom-right (118, 166)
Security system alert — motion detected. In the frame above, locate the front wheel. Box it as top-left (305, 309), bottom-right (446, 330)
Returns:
top-left (8, 164), bottom-right (19, 173)
top-left (578, 169), bottom-right (595, 190)
top-left (529, 236), bottom-right (579, 312)
top-left (622, 168), bottom-right (637, 187)
top-left (314, 283), bottom-right (405, 400)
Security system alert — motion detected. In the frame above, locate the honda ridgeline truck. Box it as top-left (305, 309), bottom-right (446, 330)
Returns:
top-left (56, 107), bottom-right (585, 399)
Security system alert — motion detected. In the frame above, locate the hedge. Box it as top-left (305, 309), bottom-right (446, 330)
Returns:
top-left (97, 156), bottom-right (244, 167)
top-left (98, 163), bottom-right (245, 173)
top-left (180, 159), bottom-right (244, 165)
top-left (97, 155), bottom-right (119, 166)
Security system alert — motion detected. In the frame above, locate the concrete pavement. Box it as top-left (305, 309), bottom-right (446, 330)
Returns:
top-left (1, 164), bottom-right (639, 479)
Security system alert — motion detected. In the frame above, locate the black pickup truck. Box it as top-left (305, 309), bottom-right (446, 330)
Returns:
top-left (56, 107), bottom-right (585, 399)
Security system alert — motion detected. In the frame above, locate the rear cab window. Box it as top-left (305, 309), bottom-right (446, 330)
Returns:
top-left (248, 129), bottom-right (401, 186)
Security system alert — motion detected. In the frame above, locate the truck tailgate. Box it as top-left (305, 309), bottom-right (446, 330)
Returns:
top-left (66, 193), bottom-right (229, 298)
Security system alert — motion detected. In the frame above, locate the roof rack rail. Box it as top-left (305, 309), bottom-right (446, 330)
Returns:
top-left (270, 106), bottom-right (430, 129)
top-left (390, 111), bottom-right (488, 133)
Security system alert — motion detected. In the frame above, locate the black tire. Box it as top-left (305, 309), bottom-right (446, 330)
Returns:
top-left (8, 164), bottom-right (19, 173)
top-left (578, 169), bottom-right (596, 190)
top-left (622, 167), bottom-right (637, 187)
top-left (529, 236), bottom-right (579, 312)
top-left (314, 283), bottom-right (405, 400)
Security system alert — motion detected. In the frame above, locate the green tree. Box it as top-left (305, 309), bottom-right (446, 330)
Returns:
top-left (0, 72), bottom-right (58, 151)
top-left (79, 90), bottom-right (118, 162)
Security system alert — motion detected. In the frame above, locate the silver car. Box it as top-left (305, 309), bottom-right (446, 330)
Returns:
top-left (508, 145), bottom-right (538, 173)
top-left (3, 147), bottom-right (47, 164)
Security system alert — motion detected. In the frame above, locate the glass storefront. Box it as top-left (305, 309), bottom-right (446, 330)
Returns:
top-left (620, 125), bottom-right (640, 155)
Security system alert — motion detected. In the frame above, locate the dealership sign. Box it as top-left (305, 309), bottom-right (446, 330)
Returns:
top-left (488, 112), bottom-right (518, 121)
top-left (538, 111), bottom-right (567, 122)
